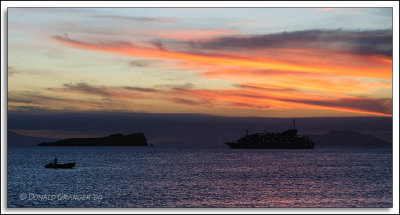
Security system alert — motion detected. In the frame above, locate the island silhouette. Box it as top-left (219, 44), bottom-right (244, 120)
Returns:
top-left (38, 133), bottom-right (148, 146)
top-left (308, 130), bottom-right (391, 147)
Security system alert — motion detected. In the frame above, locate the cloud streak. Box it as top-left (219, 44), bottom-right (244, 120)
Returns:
top-left (279, 97), bottom-right (392, 116)
top-left (52, 35), bottom-right (391, 78)
top-left (8, 67), bottom-right (20, 77)
top-left (170, 86), bottom-right (392, 116)
top-left (50, 83), bottom-right (160, 100)
top-left (91, 15), bottom-right (178, 23)
top-left (8, 91), bottom-right (115, 112)
top-left (195, 29), bottom-right (393, 57)
top-left (203, 68), bottom-right (391, 96)
top-left (54, 82), bottom-right (393, 116)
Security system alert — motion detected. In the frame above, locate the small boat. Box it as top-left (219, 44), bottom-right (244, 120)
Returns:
top-left (45, 157), bottom-right (75, 168)
top-left (45, 162), bottom-right (75, 169)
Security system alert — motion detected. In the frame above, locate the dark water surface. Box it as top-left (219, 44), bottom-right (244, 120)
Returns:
top-left (7, 146), bottom-right (392, 208)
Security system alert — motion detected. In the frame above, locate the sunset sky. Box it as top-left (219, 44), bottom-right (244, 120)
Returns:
top-left (8, 7), bottom-right (393, 117)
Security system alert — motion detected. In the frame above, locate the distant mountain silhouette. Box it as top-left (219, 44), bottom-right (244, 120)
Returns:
top-left (308, 130), bottom-right (391, 147)
top-left (38, 133), bottom-right (148, 146)
top-left (8, 130), bottom-right (57, 147)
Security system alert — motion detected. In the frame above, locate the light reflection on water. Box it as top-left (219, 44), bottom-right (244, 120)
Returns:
top-left (8, 146), bottom-right (392, 207)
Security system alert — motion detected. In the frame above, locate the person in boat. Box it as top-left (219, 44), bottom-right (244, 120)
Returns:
top-left (54, 157), bottom-right (58, 165)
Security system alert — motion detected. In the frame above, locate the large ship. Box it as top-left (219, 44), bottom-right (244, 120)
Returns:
top-left (225, 120), bottom-right (315, 149)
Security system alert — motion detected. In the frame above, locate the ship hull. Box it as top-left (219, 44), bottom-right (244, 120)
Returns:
top-left (225, 128), bottom-right (315, 149)
top-left (225, 142), bottom-right (314, 149)
top-left (45, 163), bottom-right (75, 169)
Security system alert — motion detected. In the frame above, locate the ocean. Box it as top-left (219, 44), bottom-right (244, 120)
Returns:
top-left (7, 146), bottom-right (392, 208)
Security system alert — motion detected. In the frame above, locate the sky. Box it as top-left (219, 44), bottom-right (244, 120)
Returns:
top-left (8, 7), bottom-right (393, 118)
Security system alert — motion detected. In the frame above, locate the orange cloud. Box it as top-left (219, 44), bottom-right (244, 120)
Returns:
top-left (142, 29), bottom-right (238, 40)
top-left (203, 68), bottom-right (391, 97)
top-left (252, 47), bottom-right (391, 71)
top-left (167, 87), bottom-right (390, 116)
top-left (169, 87), bottom-right (392, 116)
top-left (322, 8), bottom-right (336, 11)
top-left (52, 36), bottom-right (391, 79)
